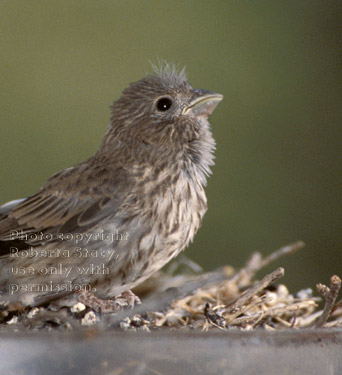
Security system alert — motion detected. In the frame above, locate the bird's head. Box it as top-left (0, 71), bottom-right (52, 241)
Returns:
top-left (98, 64), bottom-right (223, 174)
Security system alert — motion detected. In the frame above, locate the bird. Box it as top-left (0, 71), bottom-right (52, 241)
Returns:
top-left (0, 63), bottom-right (223, 312)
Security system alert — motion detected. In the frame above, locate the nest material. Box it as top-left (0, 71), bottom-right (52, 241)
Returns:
top-left (0, 241), bottom-right (341, 332)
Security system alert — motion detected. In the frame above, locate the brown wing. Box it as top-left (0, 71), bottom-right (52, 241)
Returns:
top-left (0, 193), bottom-right (118, 255)
top-left (0, 163), bottom-right (127, 256)
top-left (0, 193), bottom-right (87, 237)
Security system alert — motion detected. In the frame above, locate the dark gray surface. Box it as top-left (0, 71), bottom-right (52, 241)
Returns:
top-left (0, 329), bottom-right (341, 375)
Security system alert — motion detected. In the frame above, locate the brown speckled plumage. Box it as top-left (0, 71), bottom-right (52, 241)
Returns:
top-left (0, 64), bottom-right (223, 306)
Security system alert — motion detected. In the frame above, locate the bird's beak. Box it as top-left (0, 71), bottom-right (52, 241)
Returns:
top-left (182, 89), bottom-right (223, 119)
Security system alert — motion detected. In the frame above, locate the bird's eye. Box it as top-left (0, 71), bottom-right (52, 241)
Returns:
top-left (156, 97), bottom-right (172, 111)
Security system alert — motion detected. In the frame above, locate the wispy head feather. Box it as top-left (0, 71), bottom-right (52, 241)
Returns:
top-left (149, 59), bottom-right (187, 88)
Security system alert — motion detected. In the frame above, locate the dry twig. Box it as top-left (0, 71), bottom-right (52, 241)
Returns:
top-left (234, 241), bottom-right (305, 283)
top-left (314, 275), bottom-right (341, 327)
top-left (226, 267), bottom-right (285, 317)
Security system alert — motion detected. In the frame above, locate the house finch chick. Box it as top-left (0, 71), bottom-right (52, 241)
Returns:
top-left (0, 64), bottom-right (223, 312)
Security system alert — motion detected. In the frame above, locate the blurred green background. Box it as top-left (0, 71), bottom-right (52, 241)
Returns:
top-left (0, 1), bottom-right (341, 292)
